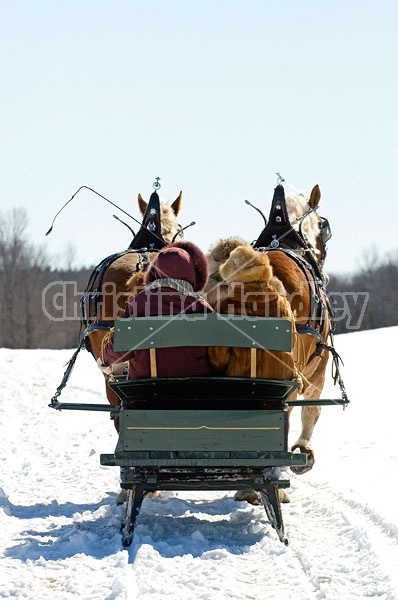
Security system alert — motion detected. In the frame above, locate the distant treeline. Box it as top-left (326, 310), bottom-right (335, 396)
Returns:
top-left (0, 208), bottom-right (92, 349)
top-left (327, 250), bottom-right (398, 334)
top-left (0, 208), bottom-right (397, 349)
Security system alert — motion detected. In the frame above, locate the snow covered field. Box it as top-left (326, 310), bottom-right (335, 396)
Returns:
top-left (1, 327), bottom-right (397, 599)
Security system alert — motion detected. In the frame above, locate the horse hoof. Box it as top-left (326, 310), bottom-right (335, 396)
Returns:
top-left (290, 446), bottom-right (315, 475)
top-left (290, 463), bottom-right (313, 475)
top-left (234, 489), bottom-right (290, 504)
top-left (278, 488), bottom-right (291, 503)
top-left (233, 489), bottom-right (261, 505)
top-left (144, 491), bottom-right (159, 499)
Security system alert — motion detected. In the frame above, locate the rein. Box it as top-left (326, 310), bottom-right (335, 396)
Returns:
top-left (45, 186), bottom-right (144, 237)
top-left (49, 179), bottom-right (185, 403)
top-left (50, 245), bottom-right (159, 403)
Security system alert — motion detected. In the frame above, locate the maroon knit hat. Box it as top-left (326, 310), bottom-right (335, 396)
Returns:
top-left (144, 241), bottom-right (209, 292)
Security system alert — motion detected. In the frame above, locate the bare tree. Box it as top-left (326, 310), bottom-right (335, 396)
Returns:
top-left (0, 208), bottom-right (49, 347)
top-left (328, 250), bottom-right (398, 334)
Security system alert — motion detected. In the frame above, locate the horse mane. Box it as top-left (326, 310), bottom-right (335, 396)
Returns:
top-left (285, 192), bottom-right (321, 254)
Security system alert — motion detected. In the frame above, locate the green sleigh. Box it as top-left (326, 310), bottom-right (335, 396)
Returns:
top-left (51, 313), bottom-right (346, 546)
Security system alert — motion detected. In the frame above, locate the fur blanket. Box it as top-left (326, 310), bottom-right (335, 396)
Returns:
top-left (204, 237), bottom-right (250, 309)
top-left (206, 241), bottom-right (302, 385)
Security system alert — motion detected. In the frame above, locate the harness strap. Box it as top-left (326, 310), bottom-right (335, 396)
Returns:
top-left (296, 325), bottom-right (348, 405)
top-left (313, 341), bottom-right (348, 405)
top-left (49, 340), bottom-right (85, 407)
top-left (324, 288), bottom-right (337, 333)
top-left (282, 251), bottom-right (327, 327)
top-left (80, 248), bottom-right (157, 356)
top-left (296, 324), bottom-right (324, 343)
top-left (84, 321), bottom-right (114, 337)
top-left (81, 250), bottom-right (134, 327)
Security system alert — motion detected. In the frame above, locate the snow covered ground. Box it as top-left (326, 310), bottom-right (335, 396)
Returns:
top-left (1, 327), bottom-right (397, 599)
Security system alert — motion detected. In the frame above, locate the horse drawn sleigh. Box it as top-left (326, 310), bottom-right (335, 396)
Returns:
top-left (49, 179), bottom-right (348, 546)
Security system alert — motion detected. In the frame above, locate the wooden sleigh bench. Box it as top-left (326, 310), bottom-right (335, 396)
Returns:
top-left (99, 313), bottom-right (306, 546)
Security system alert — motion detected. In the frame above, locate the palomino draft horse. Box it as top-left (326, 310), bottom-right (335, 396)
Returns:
top-left (81, 189), bottom-right (183, 415)
top-left (254, 183), bottom-right (333, 473)
top-left (206, 184), bottom-right (337, 474)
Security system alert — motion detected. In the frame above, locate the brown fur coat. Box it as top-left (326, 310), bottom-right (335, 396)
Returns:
top-left (205, 237), bottom-right (250, 309)
top-left (207, 244), bottom-right (301, 384)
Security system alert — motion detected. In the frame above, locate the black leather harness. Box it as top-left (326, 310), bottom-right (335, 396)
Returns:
top-left (81, 190), bottom-right (168, 354)
top-left (253, 184), bottom-right (333, 340)
top-left (253, 184), bottom-right (347, 402)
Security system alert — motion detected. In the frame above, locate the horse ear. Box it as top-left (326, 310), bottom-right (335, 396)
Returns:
top-left (138, 193), bottom-right (147, 216)
top-left (171, 191), bottom-right (183, 216)
top-left (309, 185), bottom-right (321, 209)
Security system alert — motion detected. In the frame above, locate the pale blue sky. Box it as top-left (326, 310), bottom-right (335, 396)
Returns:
top-left (1, 1), bottom-right (397, 274)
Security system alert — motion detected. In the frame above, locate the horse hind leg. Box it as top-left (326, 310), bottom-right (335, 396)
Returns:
top-left (290, 352), bottom-right (327, 475)
top-left (290, 402), bottom-right (322, 474)
top-left (290, 372), bottom-right (325, 474)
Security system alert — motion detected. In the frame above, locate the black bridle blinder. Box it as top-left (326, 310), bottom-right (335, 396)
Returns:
top-left (253, 184), bottom-right (307, 251)
top-left (252, 183), bottom-right (334, 285)
top-left (318, 217), bottom-right (332, 260)
top-left (253, 184), bottom-right (332, 260)
top-left (128, 190), bottom-right (167, 251)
